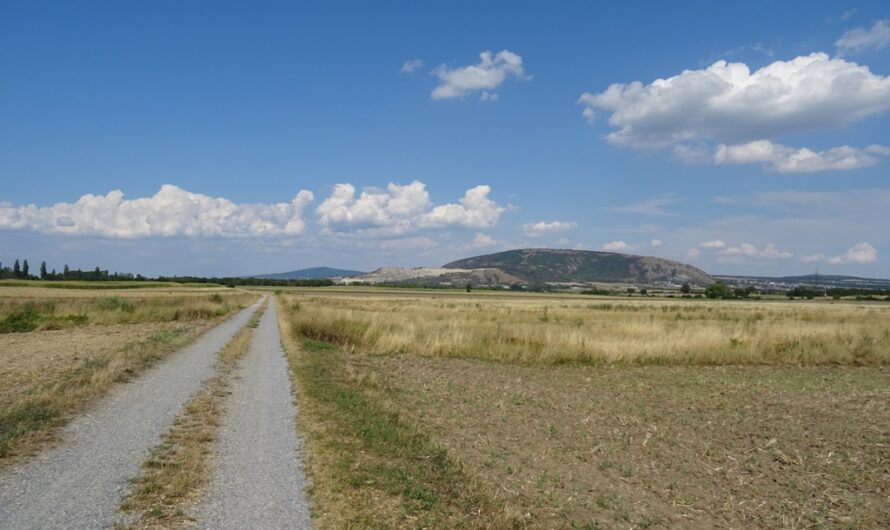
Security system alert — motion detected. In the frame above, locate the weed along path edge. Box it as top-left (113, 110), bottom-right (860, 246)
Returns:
top-left (0, 298), bottom-right (264, 530)
top-left (196, 296), bottom-right (312, 529)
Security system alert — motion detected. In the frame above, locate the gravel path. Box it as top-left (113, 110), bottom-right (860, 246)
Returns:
top-left (0, 299), bottom-right (263, 530)
top-left (196, 297), bottom-right (312, 529)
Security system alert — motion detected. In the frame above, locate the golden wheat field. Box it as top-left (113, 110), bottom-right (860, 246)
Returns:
top-left (286, 292), bottom-right (890, 364)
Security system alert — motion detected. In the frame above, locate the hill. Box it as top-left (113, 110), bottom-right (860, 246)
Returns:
top-left (343, 267), bottom-right (523, 286)
top-left (444, 248), bottom-right (714, 285)
top-left (252, 267), bottom-right (365, 280)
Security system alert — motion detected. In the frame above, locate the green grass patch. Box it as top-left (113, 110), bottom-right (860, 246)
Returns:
top-left (291, 335), bottom-right (513, 528)
top-left (0, 309), bottom-right (40, 333)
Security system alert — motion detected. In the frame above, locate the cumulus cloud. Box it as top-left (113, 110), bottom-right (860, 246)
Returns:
top-left (468, 233), bottom-right (505, 249)
top-left (602, 240), bottom-right (629, 251)
top-left (315, 180), bottom-right (504, 235)
top-left (715, 140), bottom-right (890, 172)
top-left (432, 50), bottom-right (527, 100)
top-left (650, 239), bottom-right (663, 247)
top-left (400, 58), bottom-right (424, 74)
top-left (836, 20), bottom-right (890, 55)
top-left (578, 53), bottom-right (890, 168)
top-left (0, 185), bottom-right (314, 239)
top-left (719, 242), bottom-right (793, 260)
top-left (801, 242), bottom-right (878, 264)
top-left (522, 220), bottom-right (577, 237)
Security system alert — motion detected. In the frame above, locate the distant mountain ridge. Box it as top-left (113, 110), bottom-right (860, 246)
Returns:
top-left (444, 248), bottom-right (714, 285)
top-left (716, 274), bottom-right (890, 290)
top-left (251, 267), bottom-right (365, 280)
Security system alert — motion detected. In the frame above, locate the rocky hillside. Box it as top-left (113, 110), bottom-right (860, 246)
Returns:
top-left (444, 248), bottom-right (714, 285)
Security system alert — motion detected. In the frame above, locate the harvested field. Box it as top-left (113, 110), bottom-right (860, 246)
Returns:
top-left (369, 356), bottom-right (890, 529)
top-left (279, 291), bottom-right (890, 529)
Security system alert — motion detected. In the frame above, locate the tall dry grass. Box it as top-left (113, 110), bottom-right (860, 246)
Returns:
top-left (285, 294), bottom-right (890, 364)
top-left (0, 290), bottom-right (256, 333)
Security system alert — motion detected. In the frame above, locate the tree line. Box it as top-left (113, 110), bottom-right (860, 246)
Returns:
top-left (0, 259), bottom-right (142, 281)
top-left (0, 258), bottom-right (333, 287)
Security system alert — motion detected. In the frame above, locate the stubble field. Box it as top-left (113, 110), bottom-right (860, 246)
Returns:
top-left (279, 290), bottom-right (890, 529)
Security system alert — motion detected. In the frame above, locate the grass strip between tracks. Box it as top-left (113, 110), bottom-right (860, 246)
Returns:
top-left (118, 301), bottom-right (267, 528)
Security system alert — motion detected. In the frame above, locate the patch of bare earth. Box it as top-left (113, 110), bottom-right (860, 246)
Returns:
top-left (366, 356), bottom-right (890, 529)
top-left (0, 322), bottom-right (202, 403)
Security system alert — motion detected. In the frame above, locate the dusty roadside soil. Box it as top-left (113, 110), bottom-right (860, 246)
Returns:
top-left (364, 356), bottom-right (890, 529)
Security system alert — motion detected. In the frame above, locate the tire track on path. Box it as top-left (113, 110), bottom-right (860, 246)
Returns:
top-left (195, 297), bottom-right (311, 529)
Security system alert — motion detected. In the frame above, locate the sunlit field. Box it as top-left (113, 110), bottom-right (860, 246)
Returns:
top-left (0, 286), bottom-right (257, 460)
top-left (287, 292), bottom-right (890, 365)
top-left (278, 291), bottom-right (890, 529)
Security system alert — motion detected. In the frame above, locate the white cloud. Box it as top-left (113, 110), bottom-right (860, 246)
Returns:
top-left (431, 50), bottom-right (526, 100)
top-left (0, 185), bottom-right (314, 239)
top-left (611, 194), bottom-right (679, 216)
top-left (802, 242), bottom-right (878, 264)
top-left (480, 91), bottom-right (499, 102)
top-left (836, 20), bottom-right (890, 55)
top-left (420, 185), bottom-right (505, 228)
top-left (470, 233), bottom-right (499, 248)
top-left (400, 58), bottom-right (425, 74)
top-left (316, 181), bottom-right (504, 235)
top-left (719, 242), bottom-right (793, 260)
top-left (715, 140), bottom-right (889, 172)
top-left (602, 240), bottom-right (629, 251)
top-left (316, 181), bottom-right (431, 233)
top-left (699, 240), bottom-right (726, 249)
top-left (578, 53), bottom-right (890, 160)
top-left (522, 220), bottom-right (577, 237)
top-left (686, 247), bottom-right (702, 260)
top-left (650, 239), bottom-right (663, 247)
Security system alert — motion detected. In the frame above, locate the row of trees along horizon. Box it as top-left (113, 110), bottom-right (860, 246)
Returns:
top-left (0, 258), bottom-right (333, 287)
top-left (0, 259), bottom-right (129, 281)
top-left (1, 258), bottom-right (886, 297)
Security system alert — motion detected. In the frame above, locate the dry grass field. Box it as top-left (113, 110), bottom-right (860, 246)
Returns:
top-left (278, 291), bottom-right (890, 529)
top-left (288, 293), bottom-right (890, 365)
top-left (0, 286), bottom-right (258, 461)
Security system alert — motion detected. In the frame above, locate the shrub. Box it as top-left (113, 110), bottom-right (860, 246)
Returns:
top-left (96, 297), bottom-right (136, 312)
top-left (0, 309), bottom-right (40, 333)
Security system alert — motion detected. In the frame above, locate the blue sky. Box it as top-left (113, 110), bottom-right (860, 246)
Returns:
top-left (1, 1), bottom-right (889, 277)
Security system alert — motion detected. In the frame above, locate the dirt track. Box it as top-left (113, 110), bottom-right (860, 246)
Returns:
top-left (0, 301), bottom-right (261, 529)
top-left (195, 298), bottom-right (311, 529)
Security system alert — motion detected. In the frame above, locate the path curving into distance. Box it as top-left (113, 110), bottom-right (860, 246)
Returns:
top-left (196, 297), bottom-right (312, 529)
top-left (0, 298), bottom-right (263, 530)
